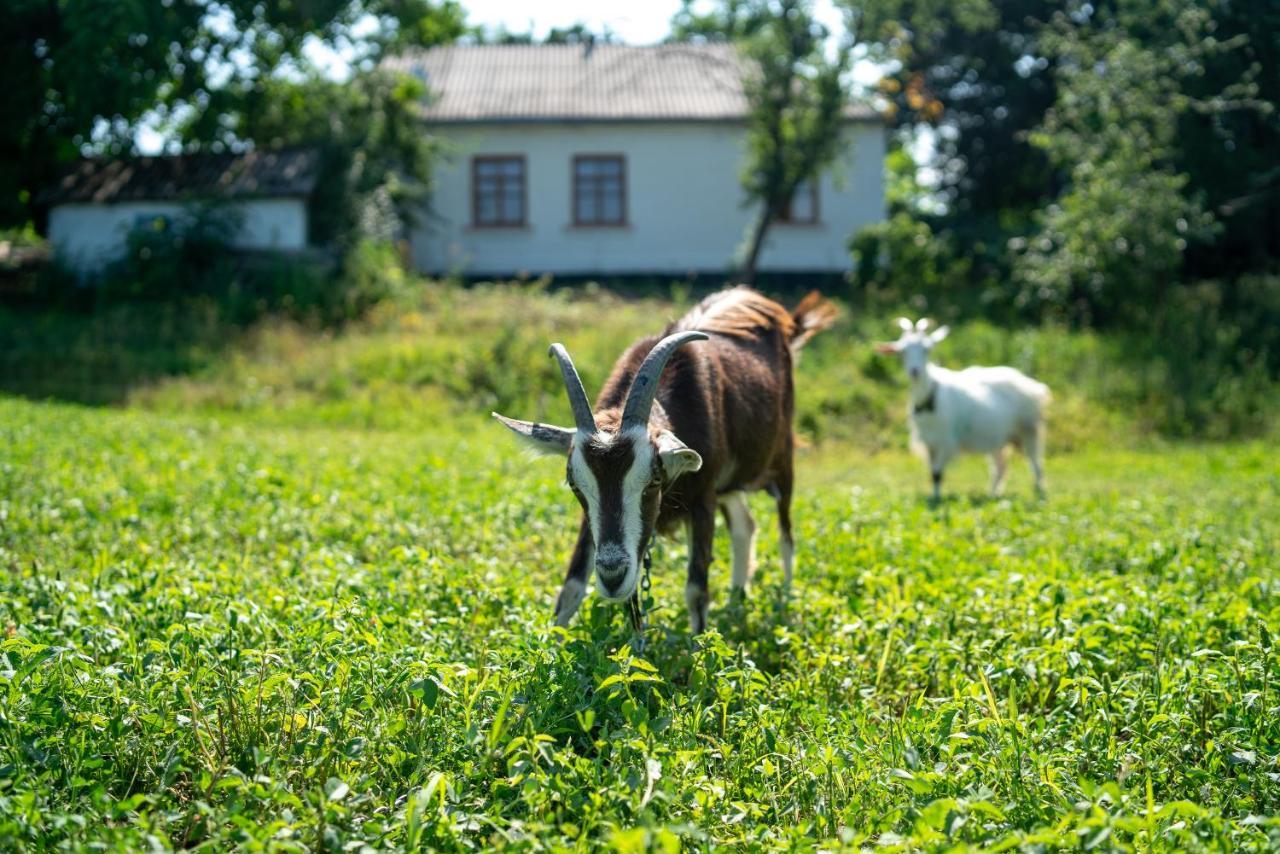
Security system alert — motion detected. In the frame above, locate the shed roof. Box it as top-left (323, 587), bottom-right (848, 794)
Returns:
top-left (385, 43), bottom-right (879, 124)
top-left (42, 147), bottom-right (321, 206)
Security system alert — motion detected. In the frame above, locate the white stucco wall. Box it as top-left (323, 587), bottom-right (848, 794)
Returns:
top-left (412, 121), bottom-right (885, 277)
top-left (48, 198), bottom-right (309, 272)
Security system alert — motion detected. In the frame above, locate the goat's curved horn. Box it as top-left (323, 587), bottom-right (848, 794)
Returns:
top-left (896, 317), bottom-right (913, 332)
top-left (621, 331), bottom-right (709, 429)
top-left (549, 343), bottom-right (597, 435)
top-left (916, 318), bottom-right (932, 332)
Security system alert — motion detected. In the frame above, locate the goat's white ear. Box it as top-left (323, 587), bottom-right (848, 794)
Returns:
top-left (655, 430), bottom-right (702, 481)
top-left (896, 317), bottom-right (913, 332)
top-left (875, 341), bottom-right (899, 355)
top-left (930, 325), bottom-right (950, 344)
top-left (492, 413), bottom-right (574, 456)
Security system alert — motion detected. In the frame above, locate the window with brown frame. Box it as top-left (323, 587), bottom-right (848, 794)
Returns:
top-left (573, 155), bottom-right (627, 226)
top-left (472, 156), bottom-right (526, 227)
top-left (778, 180), bottom-right (819, 224)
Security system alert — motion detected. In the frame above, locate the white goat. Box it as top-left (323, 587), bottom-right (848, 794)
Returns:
top-left (877, 318), bottom-right (1050, 500)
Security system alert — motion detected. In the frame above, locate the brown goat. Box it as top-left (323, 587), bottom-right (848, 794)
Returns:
top-left (494, 287), bottom-right (837, 633)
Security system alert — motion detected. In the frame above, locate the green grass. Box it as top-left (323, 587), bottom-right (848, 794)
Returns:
top-left (8, 279), bottom-right (1272, 446)
top-left (2, 283), bottom-right (1278, 849)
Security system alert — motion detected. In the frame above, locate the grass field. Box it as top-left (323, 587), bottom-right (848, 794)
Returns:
top-left (2, 284), bottom-right (1278, 850)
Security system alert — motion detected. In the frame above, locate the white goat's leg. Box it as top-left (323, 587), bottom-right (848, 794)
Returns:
top-left (927, 448), bottom-right (947, 501)
top-left (720, 492), bottom-right (757, 591)
top-left (989, 448), bottom-right (1008, 496)
top-left (1025, 424), bottom-right (1047, 496)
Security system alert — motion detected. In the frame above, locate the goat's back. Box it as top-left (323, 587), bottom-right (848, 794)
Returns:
top-left (595, 287), bottom-right (826, 493)
top-left (956, 366), bottom-right (1051, 414)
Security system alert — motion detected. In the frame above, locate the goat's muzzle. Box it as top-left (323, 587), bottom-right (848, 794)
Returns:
top-left (594, 546), bottom-right (637, 601)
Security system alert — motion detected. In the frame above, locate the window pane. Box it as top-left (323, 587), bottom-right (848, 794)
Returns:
top-left (601, 194), bottom-right (622, 224)
top-left (478, 193), bottom-right (498, 223)
top-left (788, 182), bottom-right (815, 222)
top-left (574, 157), bottom-right (625, 224)
top-left (577, 190), bottom-right (598, 222)
top-left (502, 186), bottom-right (523, 221)
top-left (475, 158), bottom-right (524, 225)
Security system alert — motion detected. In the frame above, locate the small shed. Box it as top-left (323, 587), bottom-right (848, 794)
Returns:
top-left (42, 148), bottom-right (321, 272)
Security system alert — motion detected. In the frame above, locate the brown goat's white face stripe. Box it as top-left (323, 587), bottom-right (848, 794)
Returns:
top-left (569, 427), bottom-right (655, 601)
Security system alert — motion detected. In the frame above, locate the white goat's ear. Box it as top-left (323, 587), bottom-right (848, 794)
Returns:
top-left (492, 413), bottom-right (574, 456)
top-left (875, 341), bottom-right (899, 355)
top-left (896, 317), bottom-right (914, 332)
top-left (916, 318), bottom-right (932, 332)
top-left (655, 430), bottom-right (702, 481)
top-left (930, 325), bottom-right (950, 344)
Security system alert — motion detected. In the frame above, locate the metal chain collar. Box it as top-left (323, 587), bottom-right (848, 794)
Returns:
top-left (628, 543), bottom-right (655, 648)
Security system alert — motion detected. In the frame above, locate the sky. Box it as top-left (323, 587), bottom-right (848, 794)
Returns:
top-left (464, 0), bottom-right (689, 44)
top-left (139, 0), bottom-right (875, 154)
top-left (300, 0), bottom-right (854, 78)
top-left (461, 0), bottom-right (844, 45)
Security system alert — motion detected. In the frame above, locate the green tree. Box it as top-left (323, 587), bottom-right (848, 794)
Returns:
top-left (236, 68), bottom-right (434, 250)
top-left (1172, 0), bottom-right (1280, 278)
top-left (0, 0), bottom-right (464, 230)
top-left (1015, 0), bottom-right (1265, 321)
top-left (848, 0), bottom-right (1279, 311)
top-left (847, 0), bottom-right (1061, 230)
top-left (672, 0), bottom-right (853, 283)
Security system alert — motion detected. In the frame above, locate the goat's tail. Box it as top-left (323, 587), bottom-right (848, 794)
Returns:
top-left (788, 291), bottom-right (839, 353)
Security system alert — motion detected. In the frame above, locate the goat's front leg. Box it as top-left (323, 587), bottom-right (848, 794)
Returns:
top-left (554, 518), bottom-right (592, 628)
top-left (928, 447), bottom-right (948, 502)
top-left (684, 496), bottom-right (717, 634)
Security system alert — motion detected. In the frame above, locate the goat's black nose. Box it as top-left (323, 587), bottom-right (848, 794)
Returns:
top-left (597, 560), bottom-right (626, 583)
top-left (596, 558), bottom-right (629, 596)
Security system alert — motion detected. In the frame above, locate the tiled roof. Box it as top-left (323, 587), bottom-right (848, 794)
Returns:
top-left (42, 147), bottom-right (322, 205)
top-left (385, 43), bottom-right (879, 123)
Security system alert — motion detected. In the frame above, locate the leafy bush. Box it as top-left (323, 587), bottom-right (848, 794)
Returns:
top-left (1129, 275), bottom-right (1280, 438)
top-left (5, 276), bottom-right (1276, 441)
top-left (99, 205), bottom-right (243, 302)
top-left (64, 205), bottom-right (410, 328)
top-left (850, 214), bottom-right (973, 300)
top-left (336, 239), bottom-right (410, 317)
top-left (848, 214), bottom-right (1030, 323)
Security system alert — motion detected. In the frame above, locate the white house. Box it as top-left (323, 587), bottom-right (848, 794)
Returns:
top-left (387, 43), bottom-right (885, 278)
top-left (43, 148), bottom-right (320, 273)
